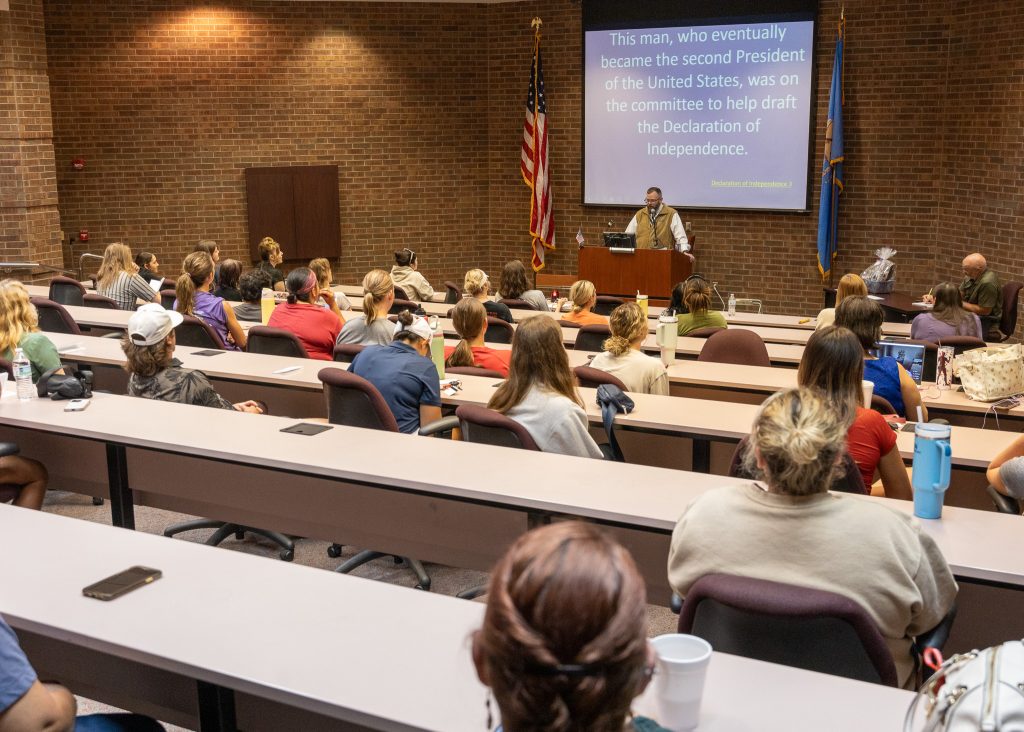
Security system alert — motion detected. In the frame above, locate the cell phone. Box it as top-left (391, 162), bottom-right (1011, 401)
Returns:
top-left (83, 566), bottom-right (162, 601)
top-left (64, 399), bottom-right (90, 412)
top-left (901, 422), bottom-right (918, 432)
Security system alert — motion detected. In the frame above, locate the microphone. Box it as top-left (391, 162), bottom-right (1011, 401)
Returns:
top-left (711, 281), bottom-right (726, 310)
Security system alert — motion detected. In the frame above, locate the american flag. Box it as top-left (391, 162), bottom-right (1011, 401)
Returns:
top-left (521, 34), bottom-right (555, 271)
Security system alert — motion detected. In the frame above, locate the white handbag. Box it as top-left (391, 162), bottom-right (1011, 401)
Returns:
top-left (904, 641), bottom-right (1024, 731)
top-left (955, 345), bottom-right (1024, 402)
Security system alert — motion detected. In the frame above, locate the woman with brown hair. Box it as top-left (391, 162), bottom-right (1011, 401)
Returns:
top-left (674, 276), bottom-right (726, 336)
top-left (213, 259), bottom-right (243, 301)
top-left (256, 236), bottom-right (285, 291)
top-left (489, 317), bottom-right (602, 458)
top-left (911, 282), bottom-right (983, 341)
top-left (95, 242), bottom-right (160, 310)
top-left (174, 251), bottom-right (247, 350)
top-left (336, 269), bottom-right (396, 346)
top-left (798, 326), bottom-right (912, 499)
top-left (444, 297), bottom-right (511, 376)
top-left (590, 303), bottom-right (667, 394)
top-left (815, 273), bottom-right (867, 330)
top-left (309, 257), bottom-right (351, 310)
top-left (267, 266), bottom-right (345, 360)
top-left (473, 522), bottom-right (661, 732)
top-left (496, 259), bottom-right (548, 311)
top-left (559, 280), bottom-right (608, 326)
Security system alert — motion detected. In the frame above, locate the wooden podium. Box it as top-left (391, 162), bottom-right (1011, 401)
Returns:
top-left (578, 247), bottom-right (692, 300)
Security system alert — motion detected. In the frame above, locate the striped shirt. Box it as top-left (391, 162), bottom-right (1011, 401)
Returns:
top-left (97, 271), bottom-right (157, 310)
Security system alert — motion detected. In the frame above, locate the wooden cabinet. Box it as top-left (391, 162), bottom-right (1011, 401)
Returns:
top-left (244, 166), bottom-right (340, 262)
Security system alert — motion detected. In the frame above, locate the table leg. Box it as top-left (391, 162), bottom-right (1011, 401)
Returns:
top-left (105, 444), bottom-right (134, 530)
top-left (692, 438), bottom-right (711, 473)
top-left (197, 680), bottom-right (237, 732)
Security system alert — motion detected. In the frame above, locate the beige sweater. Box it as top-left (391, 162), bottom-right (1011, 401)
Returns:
top-left (589, 348), bottom-right (669, 395)
top-left (667, 482), bottom-right (957, 687)
top-left (390, 266), bottom-right (434, 302)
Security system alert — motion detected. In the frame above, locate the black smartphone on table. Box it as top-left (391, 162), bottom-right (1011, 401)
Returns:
top-left (83, 566), bottom-right (162, 601)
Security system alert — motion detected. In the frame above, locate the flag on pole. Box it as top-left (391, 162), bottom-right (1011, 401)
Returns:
top-left (816, 14), bottom-right (845, 282)
top-left (576, 226), bottom-right (585, 247)
top-left (521, 18), bottom-right (555, 272)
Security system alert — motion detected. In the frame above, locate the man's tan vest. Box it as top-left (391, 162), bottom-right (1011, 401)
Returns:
top-left (633, 204), bottom-right (678, 249)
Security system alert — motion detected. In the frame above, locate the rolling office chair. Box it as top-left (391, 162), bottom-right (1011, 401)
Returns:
top-left (246, 326), bottom-right (309, 358)
top-left (728, 435), bottom-right (867, 495)
top-left (388, 298), bottom-right (420, 315)
top-left (163, 518), bottom-right (295, 561)
top-left (174, 316), bottom-right (226, 349)
top-left (30, 297), bottom-right (82, 335)
top-left (573, 324), bottom-right (611, 352)
top-left (83, 293), bottom-right (119, 309)
top-left (484, 317), bottom-right (514, 344)
top-left (995, 282), bottom-right (1023, 342)
top-left (333, 343), bottom-right (365, 363)
top-left (392, 284), bottom-right (412, 302)
top-left (443, 281), bottom-right (462, 304)
top-left (48, 276), bottom-right (86, 306)
top-left (573, 365), bottom-right (627, 391)
top-left (697, 329), bottom-right (771, 367)
top-left (159, 290), bottom-right (177, 310)
top-left (592, 295), bottom-right (625, 316)
top-left (444, 366), bottom-right (505, 379)
top-left (498, 298), bottom-right (537, 311)
top-left (317, 367), bottom-right (458, 590)
top-left (687, 326), bottom-right (726, 339)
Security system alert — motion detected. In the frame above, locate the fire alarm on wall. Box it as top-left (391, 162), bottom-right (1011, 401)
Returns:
top-left (78, 229), bottom-right (89, 242)
top-left (71, 158), bottom-right (85, 170)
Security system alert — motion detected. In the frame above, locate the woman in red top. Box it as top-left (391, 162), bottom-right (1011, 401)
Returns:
top-left (797, 326), bottom-right (912, 500)
top-left (267, 267), bottom-right (345, 360)
top-left (444, 297), bottom-right (511, 376)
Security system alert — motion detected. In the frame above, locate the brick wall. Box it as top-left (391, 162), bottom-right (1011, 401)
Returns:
top-left (41, 0), bottom-right (1024, 325)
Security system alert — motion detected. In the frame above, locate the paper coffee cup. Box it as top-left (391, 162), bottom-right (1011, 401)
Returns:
top-left (651, 633), bottom-right (712, 731)
top-left (862, 380), bottom-right (874, 408)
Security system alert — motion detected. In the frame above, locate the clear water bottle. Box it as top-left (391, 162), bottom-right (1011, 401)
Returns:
top-left (727, 293), bottom-right (736, 317)
top-left (13, 348), bottom-right (33, 400)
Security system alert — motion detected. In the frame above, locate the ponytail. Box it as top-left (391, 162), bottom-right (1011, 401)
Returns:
top-left (445, 340), bottom-right (475, 368)
top-left (363, 292), bottom-right (378, 324)
top-left (602, 335), bottom-right (632, 357)
top-left (362, 269), bottom-right (393, 326)
top-left (175, 273), bottom-right (196, 316)
top-left (175, 251), bottom-right (214, 317)
top-left (446, 297), bottom-right (487, 367)
top-left (604, 302), bottom-right (647, 356)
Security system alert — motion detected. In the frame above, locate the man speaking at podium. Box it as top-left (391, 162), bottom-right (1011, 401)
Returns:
top-left (624, 186), bottom-right (694, 260)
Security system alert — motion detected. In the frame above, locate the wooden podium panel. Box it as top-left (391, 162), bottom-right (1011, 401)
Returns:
top-left (578, 247), bottom-right (692, 300)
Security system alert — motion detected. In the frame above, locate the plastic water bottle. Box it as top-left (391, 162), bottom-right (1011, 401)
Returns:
top-left (13, 348), bottom-right (33, 400)
top-left (727, 293), bottom-right (736, 317)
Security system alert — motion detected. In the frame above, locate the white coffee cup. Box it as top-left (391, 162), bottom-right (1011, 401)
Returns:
top-left (862, 380), bottom-right (874, 408)
top-left (650, 633), bottom-right (712, 731)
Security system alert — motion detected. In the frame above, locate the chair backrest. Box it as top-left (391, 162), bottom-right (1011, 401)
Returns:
top-left (697, 329), bottom-right (771, 367)
top-left (498, 298), bottom-right (537, 311)
top-left (935, 335), bottom-right (986, 354)
top-left (333, 343), bottom-right (366, 363)
top-left (389, 298), bottom-right (419, 315)
top-left (160, 278), bottom-right (176, 292)
top-left (160, 290), bottom-right (177, 310)
top-left (0, 358), bottom-right (13, 379)
top-left (557, 320), bottom-right (581, 329)
top-left (48, 276), bottom-right (86, 306)
top-left (83, 293), bottom-right (119, 309)
top-left (687, 326), bottom-right (726, 339)
top-left (393, 284), bottom-right (411, 302)
top-left (573, 365), bottom-right (627, 391)
top-left (444, 281), bottom-right (462, 305)
top-left (1001, 282), bottom-right (1023, 339)
top-left (728, 434), bottom-right (867, 495)
top-left (485, 317), bottom-right (514, 344)
top-left (444, 365), bottom-right (505, 378)
top-left (247, 326), bottom-right (309, 358)
top-left (456, 404), bottom-right (539, 451)
top-left (678, 573), bottom-right (898, 687)
top-left (592, 295), bottom-right (625, 316)
top-left (870, 393), bottom-right (897, 416)
top-left (175, 315), bottom-right (225, 349)
top-left (30, 297), bottom-right (81, 335)
top-left (573, 324), bottom-right (611, 352)
top-left (317, 367), bottom-right (399, 431)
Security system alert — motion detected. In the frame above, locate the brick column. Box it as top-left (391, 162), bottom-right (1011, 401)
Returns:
top-left (0, 0), bottom-right (62, 283)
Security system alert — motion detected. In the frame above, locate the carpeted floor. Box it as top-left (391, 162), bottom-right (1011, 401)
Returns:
top-left (42, 490), bottom-right (678, 731)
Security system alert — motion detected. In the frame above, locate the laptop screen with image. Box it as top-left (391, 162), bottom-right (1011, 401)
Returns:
top-left (872, 341), bottom-right (925, 385)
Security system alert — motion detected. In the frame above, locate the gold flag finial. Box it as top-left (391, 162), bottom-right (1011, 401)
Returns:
top-left (531, 17), bottom-right (542, 36)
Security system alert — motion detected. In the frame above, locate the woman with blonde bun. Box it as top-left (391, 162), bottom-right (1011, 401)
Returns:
top-left (465, 268), bottom-right (514, 324)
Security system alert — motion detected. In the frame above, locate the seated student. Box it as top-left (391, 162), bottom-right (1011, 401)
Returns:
top-left (233, 270), bottom-right (271, 322)
top-left (122, 304), bottom-right (262, 413)
top-left (816, 273), bottom-right (867, 330)
top-left (213, 259), bottom-right (242, 302)
top-left (836, 296), bottom-right (927, 420)
top-left (336, 269), bottom-right (396, 347)
top-left (488, 317), bottom-right (603, 459)
top-left (590, 302), bottom-right (668, 395)
top-left (0, 613), bottom-right (165, 731)
top-left (987, 434), bottom-right (1024, 499)
top-left (473, 522), bottom-right (665, 732)
top-left (558, 280), bottom-right (609, 327)
top-left (0, 280), bottom-right (62, 382)
top-left (667, 387), bottom-right (957, 689)
top-left (95, 242), bottom-right (160, 311)
top-left (496, 259), bottom-right (548, 311)
top-left (798, 326), bottom-right (912, 499)
top-left (174, 251), bottom-right (247, 351)
top-left (349, 311), bottom-right (442, 434)
top-left (674, 276), bottom-right (726, 336)
top-left (193, 239), bottom-right (221, 285)
top-left (134, 251), bottom-right (162, 284)
top-left (911, 282), bottom-right (983, 341)
top-left (267, 267), bottom-right (344, 360)
top-left (465, 269), bottom-right (514, 323)
top-left (309, 257), bottom-right (351, 310)
top-left (256, 236), bottom-right (286, 292)
top-left (390, 248), bottom-right (434, 302)
top-left (444, 297), bottom-right (511, 376)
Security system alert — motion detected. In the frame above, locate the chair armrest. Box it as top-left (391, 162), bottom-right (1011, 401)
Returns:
top-left (418, 415), bottom-right (460, 438)
top-left (915, 601), bottom-right (957, 654)
top-left (986, 484), bottom-right (1022, 515)
top-left (0, 443), bottom-right (20, 458)
top-left (670, 593), bottom-right (682, 614)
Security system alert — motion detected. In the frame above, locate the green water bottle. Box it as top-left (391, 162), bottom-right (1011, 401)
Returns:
top-left (429, 315), bottom-right (445, 379)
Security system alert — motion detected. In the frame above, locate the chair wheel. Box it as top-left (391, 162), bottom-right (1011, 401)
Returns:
top-left (235, 530), bottom-right (245, 540)
top-left (327, 543), bottom-right (342, 558)
top-left (279, 549), bottom-right (294, 562)
top-left (414, 583), bottom-right (430, 591)
top-left (392, 556), bottom-right (403, 565)
top-left (92, 497), bottom-right (104, 506)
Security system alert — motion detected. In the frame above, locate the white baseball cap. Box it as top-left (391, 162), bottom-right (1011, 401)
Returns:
top-left (393, 314), bottom-right (433, 342)
top-left (127, 303), bottom-right (184, 346)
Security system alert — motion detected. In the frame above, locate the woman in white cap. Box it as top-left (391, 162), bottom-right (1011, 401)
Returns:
top-left (121, 304), bottom-right (263, 413)
top-left (348, 310), bottom-right (442, 433)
